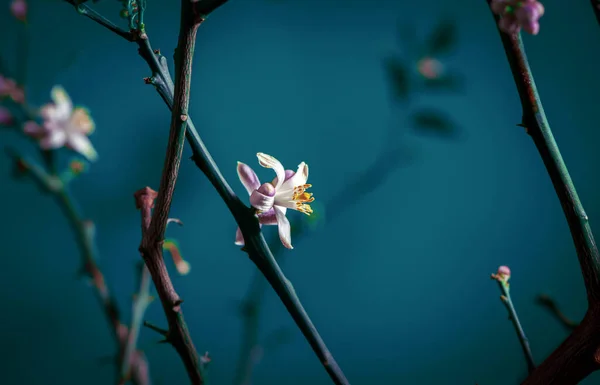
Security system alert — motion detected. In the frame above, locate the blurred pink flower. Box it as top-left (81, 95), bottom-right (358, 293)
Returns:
top-left (491, 265), bottom-right (511, 284)
top-left (0, 106), bottom-right (13, 126)
top-left (0, 75), bottom-right (25, 103)
top-left (23, 86), bottom-right (98, 161)
top-left (10, 0), bottom-right (27, 22)
top-left (417, 57), bottom-right (444, 79)
top-left (491, 0), bottom-right (545, 35)
top-left (235, 153), bottom-right (314, 249)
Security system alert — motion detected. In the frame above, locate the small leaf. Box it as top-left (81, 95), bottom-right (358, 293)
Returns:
top-left (425, 20), bottom-right (457, 56)
top-left (410, 109), bottom-right (458, 138)
top-left (163, 239), bottom-right (190, 275)
top-left (383, 57), bottom-right (411, 102)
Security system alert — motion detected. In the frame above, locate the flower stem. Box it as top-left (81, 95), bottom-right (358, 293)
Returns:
top-left (5, 150), bottom-right (150, 385)
top-left (493, 279), bottom-right (535, 372)
top-left (487, 1), bottom-right (600, 383)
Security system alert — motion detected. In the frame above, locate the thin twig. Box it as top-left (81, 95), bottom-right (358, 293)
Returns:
top-left (119, 263), bottom-right (154, 385)
top-left (536, 294), bottom-right (579, 331)
top-left (486, 2), bottom-right (600, 384)
top-left (5, 150), bottom-right (150, 385)
top-left (491, 270), bottom-right (535, 373)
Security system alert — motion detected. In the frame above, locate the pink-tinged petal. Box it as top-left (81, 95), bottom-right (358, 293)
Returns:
top-left (274, 206), bottom-right (293, 249)
top-left (237, 161), bottom-right (261, 195)
top-left (10, 87), bottom-right (24, 104)
top-left (497, 265), bottom-right (511, 276)
top-left (70, 107), bottom-right (95, 134)
top-left (67, 133), bottom-right (98, 161)
top-left (10, 0), bottom-right (27, 22)
top-left (23, 120), bottom-right (44, 136)
top-left (257, 208), bottom-right (282, 225)
top-left (249, 183), bottom-right (276, 211)
top-left (498, 16), bottom-right (520, 34)
top-left (235, 227), bottom-right (245, 246)
top-left (523, 21), bottom-right (540, 35)
top-left (490, 0), bottom-right (508, 15)
top-left (0, 76), bottom-right (7, 95)
top-left (271, 169), bottom-right (296, 187)
top-left (40, 130), bottom-right (67, 149)
top-left (0, 106), bottom-right (13, 125)
top-left (257, 152), bottom-right (286, 190)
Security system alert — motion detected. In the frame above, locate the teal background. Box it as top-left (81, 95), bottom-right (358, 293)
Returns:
top-left (1, 0), bottom-right (600, 384)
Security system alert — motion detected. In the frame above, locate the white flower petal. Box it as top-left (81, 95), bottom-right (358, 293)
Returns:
top-left (280, 162), bottom-right (309, 192)
top-left (50, 86), bottom-right (73, 121)
top-left (257, 152), bottom-right (286, 190)
top-left (40, 130), bottom-right (67, 149)
top-left (274, 206), bottom-right (293, 249)
top-left (67, 133), bottom-right (98, 161)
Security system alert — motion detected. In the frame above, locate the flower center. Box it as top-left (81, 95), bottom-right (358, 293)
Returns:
top-left (292, 184), bottom-right (314, 215)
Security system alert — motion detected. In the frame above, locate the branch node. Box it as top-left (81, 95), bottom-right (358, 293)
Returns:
top-left (134, 186), bottom-right (158, 210)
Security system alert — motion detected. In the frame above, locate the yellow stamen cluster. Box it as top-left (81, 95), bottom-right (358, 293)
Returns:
top-left (293, 184), bottom-right (314, 215)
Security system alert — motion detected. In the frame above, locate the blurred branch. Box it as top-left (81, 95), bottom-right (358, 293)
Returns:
top-left (119, 263), bottom-right (154, 385)
top-left (590, 1), bottom-right (600, 27)
top-left (536, 294), bottom-right (579, 331)
top-left (4, 149), bottom-right (150, 385)
top-left (66, 2), bottom-right (352, 384)
top-left (233, 18), bottom-right (464, 385)
top-left (491, 267), bottom-right (535, 373)
top-left (487, 1), bottom-right (600, 384)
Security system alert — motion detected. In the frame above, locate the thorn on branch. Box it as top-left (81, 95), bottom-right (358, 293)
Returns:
top-left (143, 321), bottom-right (168, 337)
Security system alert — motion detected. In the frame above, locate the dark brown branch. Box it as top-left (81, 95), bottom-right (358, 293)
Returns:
top-left (486, 2), bottom-right (600, 384)
top-left (135, 2), bottom-right (218, 384)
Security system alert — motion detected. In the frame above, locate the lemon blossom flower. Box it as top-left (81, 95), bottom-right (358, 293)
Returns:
top-left (23, 86), bottom-right (98, 161)
top-left (235, 153), bottom-right (314, 249)
top-left (490, 0), bottom-right (545, 35)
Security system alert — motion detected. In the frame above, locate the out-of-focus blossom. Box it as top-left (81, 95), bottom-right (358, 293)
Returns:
top-left (417, 57), bottom-right (444, 79)
top-left (491, 265), bottom-right (511, 285)
top-left (23, 86), bottom-right (98, 161)
top-left (0, 75), bottom-right (25, 104)
top-left (235, 153), bottom-right (314, 249)
top-left (10, 0), bottom-right (27, 22)
top-left (490, 0), bottom-right (545, 35)
top-left (0, 106), bottom-right (13, 126)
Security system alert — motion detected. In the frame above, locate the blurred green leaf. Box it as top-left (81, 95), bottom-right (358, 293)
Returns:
top-left (422, 72), bottom-right (464, 92)
top-left (383, 57), bottom-right (410, 102)
top-left (410, 109), bottom-right (458, 138)
top-left (425, 20), bottom-right (457, 56)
